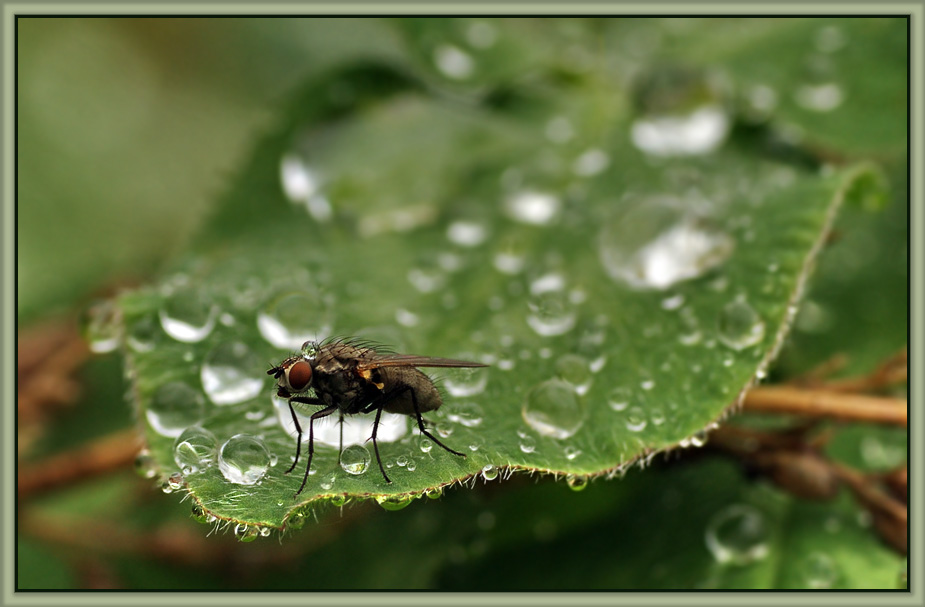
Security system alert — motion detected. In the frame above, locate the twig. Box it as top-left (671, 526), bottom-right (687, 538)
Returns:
top-left (742, 386), bottom-right (906, 427)
top-left (18, 428), bottom-right (142, 499)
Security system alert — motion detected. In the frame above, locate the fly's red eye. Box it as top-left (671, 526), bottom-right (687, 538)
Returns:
top-left (286, 360), bottom-right (313, 391)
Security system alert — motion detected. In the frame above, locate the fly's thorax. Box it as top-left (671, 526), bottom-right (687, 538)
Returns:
top-left (380, 367), bottom-right (443, 415)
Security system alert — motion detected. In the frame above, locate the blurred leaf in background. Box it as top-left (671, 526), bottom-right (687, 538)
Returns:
top-left (16, 16), bottom-right (907, 591)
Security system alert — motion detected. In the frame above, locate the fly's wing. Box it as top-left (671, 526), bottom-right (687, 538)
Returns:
top-left (356, 354), bottom-right (488, 371)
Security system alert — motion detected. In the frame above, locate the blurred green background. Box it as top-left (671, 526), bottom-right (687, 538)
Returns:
top-left (17, 17), bottom-right (907, 590)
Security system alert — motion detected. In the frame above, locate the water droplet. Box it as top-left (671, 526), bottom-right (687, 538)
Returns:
top-left (443, 363), bottom-right (488, 397)
top-left (134, 449), bottom-right (157, 479)
top-left (200, 342), bottom-right (264, 406)
top-left (434, 44), bottom-right (474, 79)
top-left (572, 148), bottom-right (610, 177)
top-left (235, 523), bottom-right (259, 542)
top-left (407, 266), bottom-right (445, 293)
top-left (717, 299), bottom-right (765, 350)
top-left (625, 407), bottom-right (648, 432)
top-left (146, 381), bottom-right (205, 438)
top-left (555, 354), bottom-right (592, 395)
top-left (173, 426), bottom-right (218, 475)
top-left (280, 153), bottom-right (332, 222)
top-left (319, 472), bottom-right (336, 491)
top-left (545, 116), bottom-right (575, 143)
top-left (257, 290), bottom-right (333, 349)
top-left (445, 401), bottom-right (484, 428)
top-left (158, 286), bottom-right (216, 343)
top-left (504, 190), bottom-right (561, 226)
top-left (418, 438), bottom-right (433, 454)
top-left (218, 434), bottom-right (271, 485)
top-left (803, 552), bottom-right (838, 588)
top-left (191, 504), bottom-right (213, 524)
top-left (166, 472), bottom-right (184, 491)
top-left (564, 446), bottom-right (582, 460)
top-left (527, 274), bottom-right (577, 336)
top-left (519, 433), bottom-right (537, 453)
top-left (126, 315), bottom-right (161, 353)
top-left (447, 220), bottom-right (487, 247)
top-left (286, 509), bottom-right (308, 530)
top-left (394, 308), bottom-right (419, 328)
top-left (704, 504), bottom-right (769, 565)
top-left (661, 294), bottom-right (685, 310)
top-left (376, 494), bottom-right (414, 511)
top-left (425, 486), bottom-right (443, 499)
top-left (608, 386), bottom-right (632, 412)
top-left (630, 67), bottom-right (731, 156)
top-left (339, 444), bottom-right (371, 475)
top-left (599, 195), bottom-right (734, 290)
top-left (80, 299), bottom-right (122, 353)
top-left (481, 464), bottom-right (499, 481)
top-left (650, 407), bottom-right (666, 426)
top-left (522, 378), bottom-right (584, 439)
top-left (566, 474), bottom-right (588, 491)
top-left (794, 82), bottom-right (844, 112)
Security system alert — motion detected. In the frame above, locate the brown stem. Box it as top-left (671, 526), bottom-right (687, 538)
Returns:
top-left (742, 386), bottom-right (906, 427)
top-left (18, 428), bottom-right (142, 499)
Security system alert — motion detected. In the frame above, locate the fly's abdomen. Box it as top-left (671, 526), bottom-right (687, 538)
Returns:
top-left (381, 367), bottom-right (442, 415)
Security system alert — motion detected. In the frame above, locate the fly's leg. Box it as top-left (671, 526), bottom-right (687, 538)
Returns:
top-left (297, 404), bottom-right (338, 496)
top-left (406, 387), bottom-right (466, 458)
top-left (369, 404), bottom-right (391, 484)
top-left (284, 396), bottom-right (323, 474)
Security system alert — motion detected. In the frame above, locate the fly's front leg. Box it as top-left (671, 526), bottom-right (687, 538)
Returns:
top-left (296, 404), bottom-right (338, 496)
top-left (284, 396), bottom-right (323, 474)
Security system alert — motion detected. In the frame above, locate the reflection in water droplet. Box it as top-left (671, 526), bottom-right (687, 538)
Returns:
top-left (717, 299), bottom-right (765, 350)
top-left (434, 44), bottom-right (474, 79)
top-left (273, 395), bottom-right (407, 448)
top-left (340, 444), bottom-right (371, 475)
top-left (146, 382), bottom-right (205, 438)
top-left (257, 290), bottom-right (333, 349)
top-left (599, 195), bottom-right (734, 290)
top-left (522, 379), bottom-right (584, 439)
top-left (158, 287), bottom-right (216, 343)
top-left (80, 299), bottom-right (122, 353)
top-left (504, 191), bottom-right (561, 226)
top-left (555, 354), bottom-right (592, 396)
top-left (625, 407), bottom-right (648, 432)
top-left (803, 552), bottom-right (838, 589)
top-left (201, 341), bottom-right (264, 405)
top-left (794, 83), bottom-right (844, 112)
top-left (704, 504), bottom-right (769, 565)
top-left (279, 153), bottom-right (332, 222)
top-left (447, 220), bottom-right (487, 247)
top-left (443, 363), bottom-right (488, 397)
top-left (445, 401), bottom-right (484, 427)
top-left (376, 495), bottom-right (415, 511)
top-left (173, 426), bottom-right (218, 475)
top-left (566, 474), bottom-right (588, 491)
top-left (218, 434), bottom-right (271, 485)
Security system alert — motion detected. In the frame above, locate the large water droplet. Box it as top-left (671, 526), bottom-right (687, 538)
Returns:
top-left (527, 274), bottom-right (577, 336)
top-left (504, 190), bottom-right (561, 226)
top-left (717, 299), bottom-right (765, 350)
top-left (704, 504), bottom-right (769, 565)
top-left (257, 290), bottom-right (333, 349)
top-left (146, 382), bottom-right (205, 438)
top-left (445, 401), bottom-right (484, 428)
top-left (218, 434), bottom-right (271, 485)
top-left (158, 286), bottom-right (216, 343)
top-left (200, 341), bottom-right (264, 405)
top-left (522, 378), bottom-right (584, 439)
top-left (80, 299), bottom-right (122, 353)
top-left (599, 195), bottom-right (734, 290)
top-left (376, 494), bottom-right (415, 511)
top-left (443, 362), bottom-right (488, 397)
top-left (339, 444), bottom-right (371, 475)
top-left (173, 426), bottom-right (218, 475)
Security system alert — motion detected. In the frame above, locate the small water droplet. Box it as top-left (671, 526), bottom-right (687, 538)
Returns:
top-left (522, 378), bottom-right (584, 439)
top-left (625, 407), bottom-right (648, 432)
top-left (445, 401), bottom-right (484, 428)
top-left (794, 82), bottom-right (844, 112)
top-left (257, 290), bottom-right (333, 349)
top-left (80, 299), bottom-right (122, 353)
top-left (158, 286), bottom-right (216, 343)
top-left (287, 509), bottom-right (308, 530)
top-left (134, 449), bottom-right (157, 479)
top-left (481, 464), bottom-right (499, 481)
top-left (191, 504), bottom-right (213, 524)
top-left (447, 220), bottom-right (487, 247)
top-left (566, 474), bottom-right (588, 491)
top-left (200, 341), bottom-right (264, 405)
top-left (425, 486), bottom-right (444, 499)
top-left (434, 44), bottom-right (474, 79)
top-left (126, 315), bottom-right (161, 353)
top-left (235, 523), bottom-right (259, 543)
top-left (443, 363), bottom-right (488, 397)
top-left (173, 426), bottom-right (218, 475)
top-left (661, 294), bottom-right (685, 310)
top-left (418, 438), bottom-right (433, 454)
top-left (527, 274), bottom-right (577, 336)
top-left (545, 115), bottom-right (575, 143)
top-left (504, 190), bottom-right (561, 226)
top-left (146, 382), bottom-right (205, 438)
top-left (803, 552), bottom-right (838, 588)
top-left (280, 153), bottom-right (332, 222)
top-left (717, 299), bottom-right (765, 350)
top-left (640, 379), bottom-right (655, 391)
top-left (599, 195), bottom-right (734, 290)
top-left (394, 308), bottom-right (420, 328)
top-left (564, 445), bottom-right (582, 460)
top-left (519, 433), bottom-right (537, 453)
top-left (608, 386), bottom-right (632, 412)
top-left (572, 148), bottom-right (610, 177)
top-left (376, 494), bottom-right (414, 511)
top-left (218, 434), bottom-right (271, 485)
top-left (650, 407), bottom-right (666, 426)
top-left (340, 444), bottom-right (371, 475)
top-left (704, 504), bottom-right (769, 565)
top-left (167, 472), bottom-right (184, 491)
top-left (407, 266), bottom-right (445, 293)
top-left (555, 354), bottom-right (592, 395)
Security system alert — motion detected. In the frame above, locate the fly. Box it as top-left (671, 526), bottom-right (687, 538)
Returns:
top-left (268, 338), bottom-right (488, 496)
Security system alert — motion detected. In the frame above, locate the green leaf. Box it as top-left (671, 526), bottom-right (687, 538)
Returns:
top-left (114, 43), bottom-right (884, 532)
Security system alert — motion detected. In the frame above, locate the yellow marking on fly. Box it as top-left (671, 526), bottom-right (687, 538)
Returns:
top-left (358, 368), bottom-right (385, 390)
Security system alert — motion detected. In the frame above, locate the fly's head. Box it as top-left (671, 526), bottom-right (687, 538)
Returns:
top-left (267, 355), bottom-right (314, 398)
